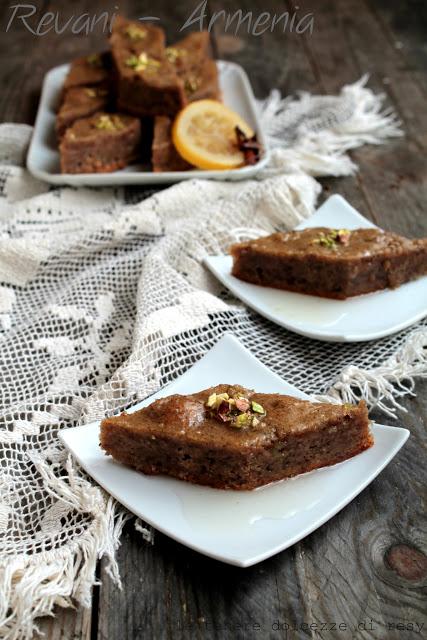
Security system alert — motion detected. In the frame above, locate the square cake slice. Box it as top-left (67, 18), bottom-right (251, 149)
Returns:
top-left (166, 31), bottom-right (213, 73)
top-left (110, 16), bottom-right (186, 118)
top-left (166, 31), bottom-right (220, 102)
top-left (100, 384), bottom-right (373, 490)
top-left (230, 227), bottom-right (427, 299)
top-left (181, 58), bottom-right (220, 102)
top-left (59, 112), bottom-right (141, 174)
top-left (63, 52), bottom-right (111, 91)
top-left (56, 84), bottom-right (110, 138)
top-left (151, 116), bottom-right (193, 172)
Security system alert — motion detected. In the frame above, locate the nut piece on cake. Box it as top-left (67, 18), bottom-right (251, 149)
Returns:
top-left (100, 384), bottom-right (373, 490)
top-left (110, 15), bottom-right (165, 58)
top-left (56, 84), bottom-right (110, 138)
top-left (59, 112), bottom-right (141, 174)
top-left (110, 16), bottom-right (186, 118)
top-left (230, 227), bottom-right (427, 299)
top-left (166, 31), bottom-right (212, 72)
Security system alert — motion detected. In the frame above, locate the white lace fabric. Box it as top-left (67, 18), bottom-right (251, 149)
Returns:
top-left (0, 78), bottom-right (425, 640)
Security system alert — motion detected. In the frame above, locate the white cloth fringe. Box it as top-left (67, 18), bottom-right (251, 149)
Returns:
top-left (317, 328), bottom-right (427, 417)
top-left (0, 456), bottom-right (130, 640)
top-left (258, 74), bottom-right (403, 177)
top-left (0, 76), bottom-right (417, 640)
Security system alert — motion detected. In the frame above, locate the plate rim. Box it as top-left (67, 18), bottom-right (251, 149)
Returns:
top-left (59, 333), bottom-right (410, 566)
top-left (26, 60), bottom-right (270, 186)
top-left (204, 194), bottom-right (427, 342)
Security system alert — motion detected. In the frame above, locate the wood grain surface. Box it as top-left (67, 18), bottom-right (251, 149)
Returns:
top-left (0, 1), bottom-right (426, 638)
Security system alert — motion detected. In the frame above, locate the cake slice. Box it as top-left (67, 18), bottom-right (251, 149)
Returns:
top-left (166, 32), bottom-right (220, 102)
top-left (63, 52), bottom-right (111, 91)
top-left (230, 227), bottom-right (427, 299)
top-left (60, 112), bottom-right (141, 173)
top-left (56, 84), bottom-right (110, 138)
top-left (100, 384), bottom-right (372, 490)
top-left (110, 16), bottom-right (186, 118)
top-left (151, 116), bottom-right (193, 172)
top-left (109, 15), bottom-right (165, 58)
top-left (166, 31), bottom-right (213, 73)
top-left (181, 58), bottom-right (220, 102)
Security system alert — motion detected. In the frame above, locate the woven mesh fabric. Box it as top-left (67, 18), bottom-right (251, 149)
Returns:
top-left (0, 79), bottom-right (423, 639)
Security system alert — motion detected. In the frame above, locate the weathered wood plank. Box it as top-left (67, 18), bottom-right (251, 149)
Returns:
top-left (366, 0), bottom-right (427, 98)
top-left (335, 0), bottom-right (427, 234)
top-left (0, 0), bottom-right (114, 123)
top-left (302, 0), bottom-right (427, 236)
top-left (211, 0), bottom-right (319, 96)
top-left (337, 0), bottom-right (427, 150)
top-left (98, 520), bottom-right (311, 640)
top-left (32, 605), bottom-right (92, 640)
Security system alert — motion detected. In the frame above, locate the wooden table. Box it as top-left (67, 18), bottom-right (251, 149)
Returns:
top-left (1, 1), bottom-right (426, 638)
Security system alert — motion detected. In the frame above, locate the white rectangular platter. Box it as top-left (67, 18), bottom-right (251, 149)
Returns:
top-left (27, 60), bottom-right (269, 186)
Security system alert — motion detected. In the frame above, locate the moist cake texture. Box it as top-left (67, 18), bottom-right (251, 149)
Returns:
top-left (230, 227), bottom-right (427, 299)
top-left (63, 52), bottom-right (111, 91)
top-left (59, 112), bottom-right (141, 173)
top-left (166, 32), bottom-right (220, 102)
top-left (151, 116), bottom-right (193, 172)
top-left (110, 16), bottom-right (186, 118)
top-left (56, 84), bottom-right (110, 138)
top-left (100, 384), bottom-right (372, 490)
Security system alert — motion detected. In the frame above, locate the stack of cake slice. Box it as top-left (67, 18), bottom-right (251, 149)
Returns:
top-left (151, 31), bottom-right (221, 172)
top-left (57, 16), bottom-right (220, 173)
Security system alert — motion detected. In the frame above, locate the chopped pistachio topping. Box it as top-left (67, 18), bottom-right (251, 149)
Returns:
top-left (251, 401), bottom-right (265, 414)
top-left (95, 115), bottom-right (124, 131)
top-left (205, 391), bottom-right (266, 429)
top-left (235, 413), bottom-right (249, 427)
top-left (184, 75), bottom-right (200, 94)
top-left (166, 46), bottom-right (187, 63)
top-left (125, 24), bottom-right (147, 40)
top-left (86, 54), bottom-right (102, 67)
top-left (312, 229), bottom-right (351, 250)
top-left (125, 52), bottom-right (160, 73)
top-left (206, 392), bottom-right (229, 409)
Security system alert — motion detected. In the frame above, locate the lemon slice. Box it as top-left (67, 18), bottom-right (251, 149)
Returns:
top-left (172, 99), bottom-right (254, 170)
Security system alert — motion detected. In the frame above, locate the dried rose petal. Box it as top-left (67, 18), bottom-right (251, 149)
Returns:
top-left (235, 398), bottom-right (250, 412)
top-left (217, 401), bottom-right (231, 421)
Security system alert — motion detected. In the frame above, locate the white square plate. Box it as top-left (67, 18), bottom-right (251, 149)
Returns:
top-left (204, 195), bottom-right (427, 342)
top-left (27, 61), bottom-right (269, 186)
top-left (60, 334), bottom-right (409, 567)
